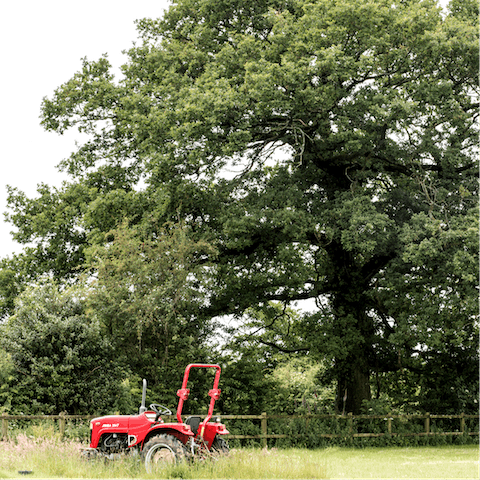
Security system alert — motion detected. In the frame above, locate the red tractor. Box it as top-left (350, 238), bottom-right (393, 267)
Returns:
top-left (83, 363), bottom-right (229, 472)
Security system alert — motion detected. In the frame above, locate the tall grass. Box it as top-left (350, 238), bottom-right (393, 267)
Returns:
top-left (0, 437), bottom-right (326, 479)
top-left (0, 433), bottom-right (477, 479)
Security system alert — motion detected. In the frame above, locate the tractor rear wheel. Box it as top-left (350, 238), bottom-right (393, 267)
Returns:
top-left (142, 434), bottom-right (188, 473)
top-left (212, 436), bottom-right (229, 455)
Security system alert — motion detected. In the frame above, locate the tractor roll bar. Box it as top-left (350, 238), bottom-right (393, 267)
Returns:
top-left (176, 363), bottom-right (221, 425)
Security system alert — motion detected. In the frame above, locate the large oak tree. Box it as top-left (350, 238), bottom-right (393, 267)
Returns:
top-left (3, 0), bottom-right (478, 413)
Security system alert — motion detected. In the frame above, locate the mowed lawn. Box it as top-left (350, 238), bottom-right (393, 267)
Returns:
top-left (316, 445), bottom-right (479, 479)
top-left (0, 436), bottom-right (478, 479)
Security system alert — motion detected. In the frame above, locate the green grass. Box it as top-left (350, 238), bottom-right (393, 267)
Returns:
top-left (0, 435), bottom-right (477, 478)
top-left (0, 443), bottom-right (326, 479)
top-left (318, 445), bottom-right (479, 479)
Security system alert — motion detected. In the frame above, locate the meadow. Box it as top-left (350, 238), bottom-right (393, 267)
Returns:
top-left (0, 435), bottom-right (477, 479)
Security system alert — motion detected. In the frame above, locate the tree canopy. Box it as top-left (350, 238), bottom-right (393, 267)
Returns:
top-left (2, 0), bottom-right (478, 414)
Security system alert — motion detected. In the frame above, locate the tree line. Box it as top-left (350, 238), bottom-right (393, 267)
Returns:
top-left (0, 0), bottom-right (478, 417)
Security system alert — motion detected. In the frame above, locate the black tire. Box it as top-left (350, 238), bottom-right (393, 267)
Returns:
top-left (211, 436), bottom-right (229, 455)
top-left (142, 434), bottom-right (188, 473)
top-left (80, 449), bottom-right (98, 461)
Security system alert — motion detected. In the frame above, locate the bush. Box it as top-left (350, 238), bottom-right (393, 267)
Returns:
top-left (0, 282), bottom-right (133, 415)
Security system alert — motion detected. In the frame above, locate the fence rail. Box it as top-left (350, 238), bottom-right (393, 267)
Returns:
top-left (221, 412), bottom-right (479, 447)
top-left (1, 412), bottom-right (478, 447)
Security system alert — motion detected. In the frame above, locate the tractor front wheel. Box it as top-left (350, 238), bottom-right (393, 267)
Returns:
top-left (142, 434), bottom-right (188, 473)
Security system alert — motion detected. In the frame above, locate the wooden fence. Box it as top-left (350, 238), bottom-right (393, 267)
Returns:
top-left (1, 412), bottom-right (478, 447)
top-left (221, 412), bottom-right (479, 447)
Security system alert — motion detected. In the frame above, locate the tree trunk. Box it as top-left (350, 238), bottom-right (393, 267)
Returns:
top-left (335, 351), bottom-right (372, 415)
top-left (329, 257), bottom-right (374, 415)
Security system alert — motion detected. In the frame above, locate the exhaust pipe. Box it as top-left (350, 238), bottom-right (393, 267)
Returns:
top-left (139, 379), bottom-right (147, 414)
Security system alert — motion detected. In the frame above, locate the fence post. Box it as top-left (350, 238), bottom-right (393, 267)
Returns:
top-left (1, 414), bottom-right (7, 440)
top-left (59, 412), bottom-right (66, 440)
top-left (460, 413), bottom-right (465, 434)
top-left (348, 412), bottom-right (353, 436)
top-left (387, 414), bottom-right (392, 435)
top-left (261, 412), bottom-right (267, 448)
top-left (424, 413), bottom-right (430, 435)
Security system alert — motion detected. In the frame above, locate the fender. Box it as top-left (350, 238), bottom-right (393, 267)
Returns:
top-left (140, 423), bottom-right (194, 448)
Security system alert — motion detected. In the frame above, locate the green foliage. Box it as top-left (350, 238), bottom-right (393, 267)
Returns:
top-left (1, 0), bottom-right (478, 416)
top-left (0, 283), bottom-right (132, 414)
top-left (267, 357), bottom-right (335, 415)
top-left (85, 220), bottom-right (217, 406)
top-left (0, 258), bottom-right (24, 321)
top-left (217, 304), bottom-right (322, 415)
top-left (4, 183), bottom-right (90, 279)
top-left (217, 318), bottom-right (335, 415)
top-left (0, 348), bottom-right (14, 412)
top-left (217, 352), bottom-right (276, 415)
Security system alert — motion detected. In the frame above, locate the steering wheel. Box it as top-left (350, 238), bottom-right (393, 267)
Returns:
top-left (149, 403), bottom-right (172, 421)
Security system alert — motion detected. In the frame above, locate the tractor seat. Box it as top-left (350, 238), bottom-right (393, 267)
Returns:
top-left (185, 415), bottom-right (202, 435)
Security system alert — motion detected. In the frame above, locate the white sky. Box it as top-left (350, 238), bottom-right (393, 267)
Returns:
top-left (0, 0), bottom-right (171, 259)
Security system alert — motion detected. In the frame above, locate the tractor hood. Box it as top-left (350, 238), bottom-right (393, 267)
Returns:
top-left (91, 412), bottom-right (157, 430)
